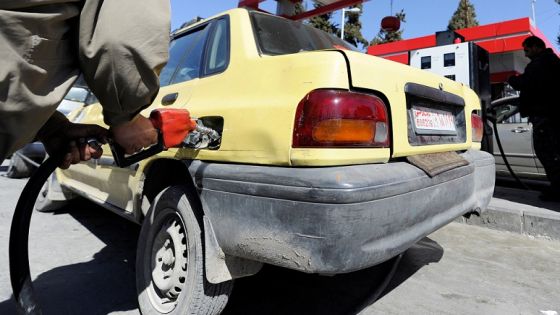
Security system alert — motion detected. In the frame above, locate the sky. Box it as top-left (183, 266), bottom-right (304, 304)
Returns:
top-left (170, 0), bottom-right (560, 50)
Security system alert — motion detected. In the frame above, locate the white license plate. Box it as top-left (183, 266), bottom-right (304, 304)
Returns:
top-left (412, 108), bottom-right (456, 133)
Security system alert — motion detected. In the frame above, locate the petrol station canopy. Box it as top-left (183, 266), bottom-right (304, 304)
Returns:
top-left (368, 17), bottom-right (560, 84)
top-left (238, 0), bottom-right (367, 20)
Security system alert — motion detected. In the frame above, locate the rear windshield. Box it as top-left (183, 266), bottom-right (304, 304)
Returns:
top-left (251, 12), bottom-right (358, 56)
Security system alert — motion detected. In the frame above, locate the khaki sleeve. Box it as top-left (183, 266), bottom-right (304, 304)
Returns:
top-left (78, 0), bottom-right (170, 126)
top-left (0, 3), bottom-right (81, 161)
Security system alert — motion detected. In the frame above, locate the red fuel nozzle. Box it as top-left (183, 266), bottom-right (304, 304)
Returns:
top-left (149, 109), bottom-right (198, 149)
top-left (109, 108), bottom-right (200, 168)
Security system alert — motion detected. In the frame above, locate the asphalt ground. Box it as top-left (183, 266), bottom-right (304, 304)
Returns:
top-left (0, 163), bottom-right (558, 314)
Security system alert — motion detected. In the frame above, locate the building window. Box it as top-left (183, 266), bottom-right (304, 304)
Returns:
top-left (444, 53), bottom-right (455, 67)
top-left (421, 56), bottom-right (431, 69)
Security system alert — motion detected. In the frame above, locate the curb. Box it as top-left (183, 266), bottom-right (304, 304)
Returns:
top-left (455, 195), bottom-right (560, 240)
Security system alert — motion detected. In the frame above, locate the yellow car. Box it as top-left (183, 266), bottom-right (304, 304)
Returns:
top-left (39, 8), bottom-right (495, 314)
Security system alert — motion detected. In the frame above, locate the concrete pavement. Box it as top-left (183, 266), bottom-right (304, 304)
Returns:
top-left (363, 222), bottom-right (560, 314)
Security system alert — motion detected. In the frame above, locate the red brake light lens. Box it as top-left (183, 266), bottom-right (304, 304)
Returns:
top-left (471, 112), bottom-right (483, 142)
top-left (293, 90), bottom-right (390, 148)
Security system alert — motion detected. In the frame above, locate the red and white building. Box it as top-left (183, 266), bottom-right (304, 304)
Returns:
top-left (367, 18), bottom-right (560, 99)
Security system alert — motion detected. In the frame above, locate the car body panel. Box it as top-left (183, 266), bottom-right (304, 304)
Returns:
top-left (343, 51), bottom-right (481, 157)
top-left (187, 150), bottom-right (494, 273)
top-left (493, 121), bottom-right (539, 175)
top-left (57, 165), bottom-right (140, 212)
top-left (173, 51), bottom-right (350, 165)
top-left (53, 8), bottom-right (493, 276)
top-left (17, 142), bottom-right (46, 160)
top-left (59, 10), bottom-right (352, 210)
top-left (58, 8), bottom-right (489, 218)
top-left (489, 95), bottom-right (546, 180)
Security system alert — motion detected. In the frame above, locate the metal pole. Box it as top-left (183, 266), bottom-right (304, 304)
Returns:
top-left (340, 8), bottom-right (345, 39)
top-left (531, 0), bottom-right (537, 25)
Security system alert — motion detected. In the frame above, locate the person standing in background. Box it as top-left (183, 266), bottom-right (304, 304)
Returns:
top-left (508, 36), bottom-right (560, 201)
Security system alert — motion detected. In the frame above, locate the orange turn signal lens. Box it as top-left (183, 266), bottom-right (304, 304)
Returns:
top-left (312, 119), bottom-right (375, 143)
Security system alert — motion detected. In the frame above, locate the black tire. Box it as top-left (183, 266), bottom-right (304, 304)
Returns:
top-left (136, 186), bottom-right (232, 315)
top-left (6, 153), bottom-right (34, 179)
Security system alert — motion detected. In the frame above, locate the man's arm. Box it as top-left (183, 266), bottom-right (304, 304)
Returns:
top-left (509, 60), bottom-right (542, 92)
top-left (507, 73), bottom-right (524, 91)
top-left (78, 0), bottom-right (171, 153)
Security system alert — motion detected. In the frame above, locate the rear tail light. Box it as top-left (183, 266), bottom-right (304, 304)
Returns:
top-left (293, 89), bottom-right (390, 148)
top-left (471, 112), bottom-right (483, 142)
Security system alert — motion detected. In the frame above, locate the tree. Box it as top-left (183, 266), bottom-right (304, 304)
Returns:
top-left (447, 0), bottom-right (479, 31)
top-left (294, 1), bottom-right (305, 15)
top-left (308, 1), bottom-right (338, 35)
top-left (340, 4), bottom-right (368, 49)
top-left (370, 9), bottom-right (406, 45)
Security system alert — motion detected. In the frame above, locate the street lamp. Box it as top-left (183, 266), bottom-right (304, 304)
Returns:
top-left (340, 7), bottom-right (361, 40)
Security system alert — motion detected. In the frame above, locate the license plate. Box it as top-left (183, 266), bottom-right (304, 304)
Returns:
top-left (407, 151), bottom-right (469, 177)
top-left (412, 107), bottom-right (456, 134)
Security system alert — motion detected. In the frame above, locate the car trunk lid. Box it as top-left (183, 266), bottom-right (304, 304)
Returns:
top-left (340, 50), bottom-right (476, 158)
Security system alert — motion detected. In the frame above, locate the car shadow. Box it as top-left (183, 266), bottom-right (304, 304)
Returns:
top-left (0, 200), bottom-right (140, 315)
top-left (0, 198), bottom-right (445, 315)
top-left (495, 179), bottom-right (560, 212)
top-left (223, 237), bottom-right (444, 315)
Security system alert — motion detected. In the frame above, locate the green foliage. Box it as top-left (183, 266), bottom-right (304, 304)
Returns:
top-left (294, 1), bottom-right (305, 15)
top-left (370, 9), bottom-right (406, 46)
top-left (447, 0), bottom-right (479, 31)
top-left (308, 1), bottom-right (338, 35)
top-left (341, 4), bottom-right (368, 49)
top-left (557, 0), bottom-right (560, 46)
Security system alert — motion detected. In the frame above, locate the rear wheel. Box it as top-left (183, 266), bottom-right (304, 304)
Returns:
top-left (136, 186), bottom-right (232, 315)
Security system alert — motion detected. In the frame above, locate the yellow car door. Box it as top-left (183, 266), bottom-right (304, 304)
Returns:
top-left (59, 21), bottom-right (214, 213)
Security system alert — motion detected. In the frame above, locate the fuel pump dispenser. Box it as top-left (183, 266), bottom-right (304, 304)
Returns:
top-left (409, 31), bottom-right (493, 152)
top-left (9, 109), bottom-right (220, 315)
top-left (409, 32), bottom-right (526, 187)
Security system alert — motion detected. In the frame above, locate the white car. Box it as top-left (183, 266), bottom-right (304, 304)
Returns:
top-left (489, 95), bottom-right (547, 181)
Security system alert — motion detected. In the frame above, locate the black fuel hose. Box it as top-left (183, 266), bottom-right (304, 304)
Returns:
top-left (9, 155), bottom-right (61, 315)
top-left (491, 119), bottom-right (530, 190)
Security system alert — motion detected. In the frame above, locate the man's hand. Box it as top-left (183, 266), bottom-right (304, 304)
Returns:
top-left (111, 114), bottom-right (158, 155)
top-left (39, 120), bottom-right (110, 169)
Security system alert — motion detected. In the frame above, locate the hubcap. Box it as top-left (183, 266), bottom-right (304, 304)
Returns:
top-left (146, 209), bottom-right (188, 313)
